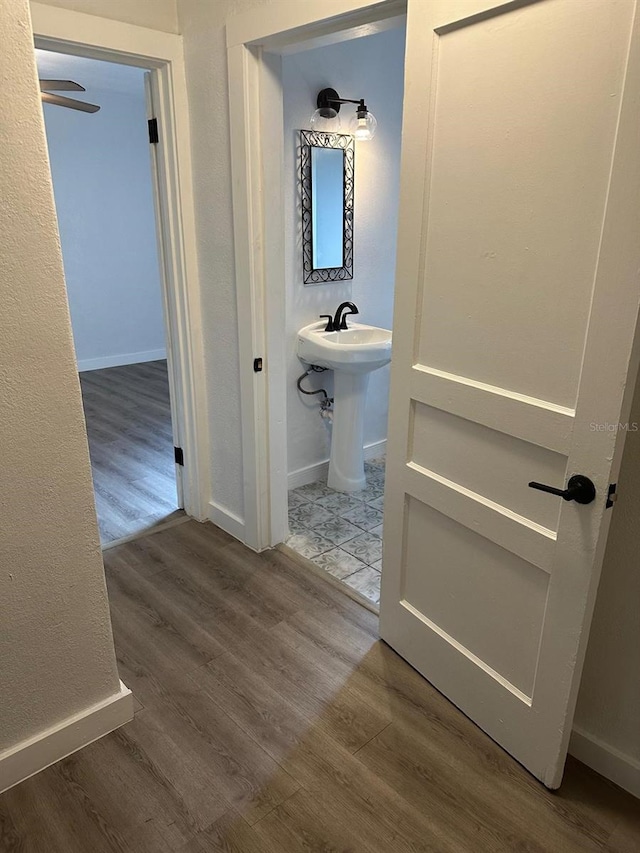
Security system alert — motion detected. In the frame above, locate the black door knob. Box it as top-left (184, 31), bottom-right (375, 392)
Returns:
top-left (528, 474), bottom-right (596, 505)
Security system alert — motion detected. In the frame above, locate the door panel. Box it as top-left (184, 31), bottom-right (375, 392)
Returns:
top-left (381, 0), bottom-right (640, 787)
top-left (404, 498), bottom-right (549, 697)
top-left (410, 403), bottom-right (566, 530)
top-left (415, 0), bottom-right (633, 408)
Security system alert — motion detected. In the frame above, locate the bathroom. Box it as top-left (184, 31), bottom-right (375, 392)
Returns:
top-left (281, 21), bottom-right (407, 605)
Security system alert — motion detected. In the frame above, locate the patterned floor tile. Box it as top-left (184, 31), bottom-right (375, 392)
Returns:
top-left (285, 530), bottom-right (334, 559)
top-left (309, 516), bottom-right (363, 546)
top-left (288, 513), bottom-right (311, 534)
top-left (366, 495), bottom-right (385, 512)
top-left (367, 471), bottom-right (386, 488)
top-left (294, 481), bottom-right (334, 501)
top-left (286, 463), bottom-right (385, 606)
top-left (315, 492), bottom-right (364, 514)
top-left (342, 503), bottom-right (383, 532)
top-left (288, 490), bottom-right (311, 509)
top-left (353, 484), bottom-right (385, 503)
top-left (289, 502), bottom-right (335, 529)
top-left (341, 531), bottom-right (383, 564)
top-left (345, 566), bottom-right (382, 605)
top-left (311, 548), bottom-right (368, 580)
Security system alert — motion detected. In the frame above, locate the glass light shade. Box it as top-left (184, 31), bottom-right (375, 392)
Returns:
top-left (349, 109), bottom-right (377, 141)
top-left (310, 107), bottom-right (342, 132)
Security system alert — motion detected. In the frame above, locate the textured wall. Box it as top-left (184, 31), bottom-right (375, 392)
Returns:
top-left (177, 0), bottom-right (270, 518)
top-left (282, 26), bottom-right (405, 478)
top-left (32, 0), bottom-right (179, 32)
top-left (0, 0), bottom-right (121, 751)
top-left (575, 369), bottom-right (640, 765)
top-left (43, 78), bottom-right (166, 371)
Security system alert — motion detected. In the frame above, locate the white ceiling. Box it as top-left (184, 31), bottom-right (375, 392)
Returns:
top-left (35, 49), bottom-right (147, 98)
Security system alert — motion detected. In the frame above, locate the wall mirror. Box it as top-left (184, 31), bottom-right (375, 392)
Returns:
top-left (300, 130), bottom-right (354, 284)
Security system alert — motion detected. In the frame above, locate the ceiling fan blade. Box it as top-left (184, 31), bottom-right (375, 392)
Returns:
top-left (41, 92), bottom-right (100, 113)
top-left (39, 79), bottom-right (85, 92)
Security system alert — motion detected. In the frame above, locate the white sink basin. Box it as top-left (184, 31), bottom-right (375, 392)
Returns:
top-left (297, 321), bottom-right (392, 374)
top-left (297, 320), bottom-right (392, 492)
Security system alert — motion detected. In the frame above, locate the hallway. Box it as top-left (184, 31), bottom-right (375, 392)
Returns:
top-left (0, 521), bottom-right (637, 852)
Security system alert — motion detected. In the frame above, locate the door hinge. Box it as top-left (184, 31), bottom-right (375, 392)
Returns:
top-left (174, 446), bottom-right (184, 466)
top-left (254, 357), bottom-right (263, 373)
top-left (606, 483), bottom-right (617, 509)
top-left (148, 117), bottom-right (159, 144)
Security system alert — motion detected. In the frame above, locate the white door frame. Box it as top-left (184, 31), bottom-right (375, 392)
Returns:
top-left (30, 3), bottom-right (209, 523)
top-left (226, 0), bottom-right (406, 550)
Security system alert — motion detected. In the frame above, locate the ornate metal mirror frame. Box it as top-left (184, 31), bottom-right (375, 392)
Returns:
top-left (300, 130), bottom-right (354, 284)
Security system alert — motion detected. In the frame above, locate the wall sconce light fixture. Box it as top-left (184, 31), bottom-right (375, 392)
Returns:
top-left (310, 87), bottom-right (378, 141)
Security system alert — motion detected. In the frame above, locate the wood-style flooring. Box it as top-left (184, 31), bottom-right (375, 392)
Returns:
top-left (1, 520), bottom-right (638, 852)
top-left (79, 360), bottom-right (179, 545)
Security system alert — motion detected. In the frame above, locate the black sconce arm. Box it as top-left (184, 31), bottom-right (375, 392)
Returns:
top-left (316, 88), bottom-right (368, 115)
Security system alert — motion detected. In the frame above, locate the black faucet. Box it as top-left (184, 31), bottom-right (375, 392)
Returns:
top-left (332, 301), bottom-right (359, 330)
top-left (319, 314), bottom-right (335, 331)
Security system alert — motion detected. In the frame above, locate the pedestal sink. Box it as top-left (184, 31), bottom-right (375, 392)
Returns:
top-left (297, 320), bottom-right (392, 492)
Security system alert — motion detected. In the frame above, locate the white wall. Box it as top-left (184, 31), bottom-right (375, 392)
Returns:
top-left (0, 0), bottom-right (123, 761)
top-left (573, 368), bottom-right (640, 794)
top-left (177, 0), bottom-right (251, 518)
top-left (33, 0), bottom-right (179, 32)
top-left (42, 69), bottom-right (166, 371)
top-left (282, 26), bottom-right (405, 481)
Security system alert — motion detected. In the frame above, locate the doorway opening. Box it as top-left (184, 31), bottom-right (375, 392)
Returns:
top-left (279, 22), bottom-right (407, 606)
top-left (36, 48), bottom-right (184, 546)
top-left (225, 2), bottom-right (408, 555)
top-left (36, 48), bottom-right (185, 546)
top-left (30, 7), bottom-right (206, 549)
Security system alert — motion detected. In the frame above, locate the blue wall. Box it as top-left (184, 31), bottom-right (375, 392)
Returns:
top-left (43, 72), bottom-right (166, 371)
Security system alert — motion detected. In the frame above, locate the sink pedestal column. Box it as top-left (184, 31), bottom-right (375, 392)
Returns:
top-left (328, 371), bottom-right (369, 492)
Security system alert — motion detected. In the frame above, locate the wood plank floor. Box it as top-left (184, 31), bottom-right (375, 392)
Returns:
top-left (1, 520), bottom-right (638, 852)
top-left (79, 360), bottom-right (180, 545)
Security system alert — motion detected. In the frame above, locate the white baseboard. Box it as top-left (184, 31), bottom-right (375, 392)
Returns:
top-left (570, 725), bottom-right (640, 799)
top-left (288, 439), bottom-right (387, 490)
top-left (208, 500), bottom-right (246, 542)
top-left (78, 348), bottom-right (167, 372)
top-left (0, 681), bottom-right (133, 794)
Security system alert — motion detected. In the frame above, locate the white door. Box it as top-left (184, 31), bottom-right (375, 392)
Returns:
top-left (380, 0), bottom-right (640, 788)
